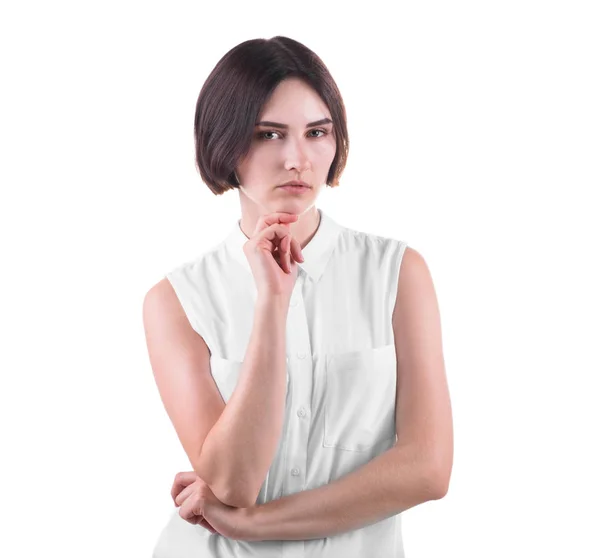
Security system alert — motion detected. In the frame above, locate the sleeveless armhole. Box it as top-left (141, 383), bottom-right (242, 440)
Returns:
top-left (165, 267), bottom-right (215, 358)
top-left (388, 240), bottom-right (408, 319)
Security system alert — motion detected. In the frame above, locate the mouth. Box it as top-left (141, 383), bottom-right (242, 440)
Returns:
top-left (278, 181), bottom-right (310, 188)
top-left (278, 182), bottom-right (311, 194)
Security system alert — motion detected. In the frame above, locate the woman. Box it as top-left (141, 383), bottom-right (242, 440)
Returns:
top-left (143, 35), bottom-right (453, 558)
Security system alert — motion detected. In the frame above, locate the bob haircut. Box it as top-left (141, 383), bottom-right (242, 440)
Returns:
top-left (194, 36), bottom-right (350, 196)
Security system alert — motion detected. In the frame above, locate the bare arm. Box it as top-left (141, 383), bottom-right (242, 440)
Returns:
top-left (238, 245), bottom-right (454, 540)
top-left (241, 443), bottom-right (444, 541)
top-left (144, 277), bottom-right (289, 510)
top-left (196, 294), bottom-right (289, 508)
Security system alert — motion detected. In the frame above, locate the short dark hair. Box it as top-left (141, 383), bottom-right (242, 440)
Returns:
top-left (194, 36), bottom-right (350, 195)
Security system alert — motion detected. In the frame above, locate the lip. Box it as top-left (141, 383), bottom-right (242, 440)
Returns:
top-left (278, 181), bottom-right (310, 188)
top-left (279, 184), bottom-right (311, 195)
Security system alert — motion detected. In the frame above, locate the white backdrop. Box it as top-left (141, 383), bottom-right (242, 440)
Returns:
top-left (1, 1), bottom-right (599, 556)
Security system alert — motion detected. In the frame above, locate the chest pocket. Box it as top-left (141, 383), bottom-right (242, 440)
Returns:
top-left (323, 343), bottom-right (398, 452)
top-left (209, 355), bottom-right (290, 404)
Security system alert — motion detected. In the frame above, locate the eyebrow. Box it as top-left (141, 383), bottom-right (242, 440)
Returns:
top-left (254, 118), bottom-right (333, 129)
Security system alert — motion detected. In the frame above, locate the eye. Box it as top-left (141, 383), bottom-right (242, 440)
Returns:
top-left (256, 129), bottom-right (329, 141)
top-left (257, 130), bottom-right (280, 140)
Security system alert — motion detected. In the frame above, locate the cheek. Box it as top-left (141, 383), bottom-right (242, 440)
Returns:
top-left (315, 139), bottom-right (337, 163)
top-left (239, 151), bottom-right (272, 176)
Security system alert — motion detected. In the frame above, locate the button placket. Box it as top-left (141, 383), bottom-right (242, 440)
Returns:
top-left (284, 274), bottom-right (312, 495)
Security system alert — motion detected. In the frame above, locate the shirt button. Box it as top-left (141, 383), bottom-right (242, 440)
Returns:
top-left (297, 407), bottom-right (306, 418)
top-left (291, 468), bottom-right (300, 476)
top-left (290, 297), bottom-right (298, 307)
top-left (297, 352), bottom-right (306, 359)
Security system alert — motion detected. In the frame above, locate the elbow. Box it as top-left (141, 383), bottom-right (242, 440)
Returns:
top-left (428, 475), bottom-right (449, 500)
top-left (220, 486), bottom-right (258, 509)
top-left (217, 471), bottom-right (262, 508)
top-left (419, 471), bottom-right (446, 501)
top-left (407, 447), bottom-right (449, 501)
top-left (420, 441), bottom-right (453, 500)
top-left (423, 461), bottom-right (452, 500)
top-left (192, 459), bottom-right (258, 509)
top-left (210, 476), bottom-right (259, 508)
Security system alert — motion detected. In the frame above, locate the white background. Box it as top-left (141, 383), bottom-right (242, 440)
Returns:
top-left (1, 1), bottom-right (599, 556)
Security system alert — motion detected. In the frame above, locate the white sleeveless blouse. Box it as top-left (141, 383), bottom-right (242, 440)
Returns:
top-left (153, 208), bottom-right (409, 557)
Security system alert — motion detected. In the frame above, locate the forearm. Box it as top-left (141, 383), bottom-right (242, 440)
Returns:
top-left (245, 444), bottom-right (440, 541)
top-left (196, 295), bottom-right (289, 507)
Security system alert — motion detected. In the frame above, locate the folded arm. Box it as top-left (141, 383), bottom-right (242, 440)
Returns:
top-left (242, 246), bottom-right (454, 541)
top-left (243, 443), bottom-right (445, 541)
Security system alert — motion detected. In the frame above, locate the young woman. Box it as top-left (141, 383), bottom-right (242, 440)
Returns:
top-left (143, 35), bottom-right (453, 558)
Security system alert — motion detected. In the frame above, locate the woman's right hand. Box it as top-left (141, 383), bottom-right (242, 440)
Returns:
top-left (242, 212), bottom-right (305, 300)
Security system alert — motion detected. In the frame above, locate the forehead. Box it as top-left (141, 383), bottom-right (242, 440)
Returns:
top-left (259, 78), bottom-right (331, 123)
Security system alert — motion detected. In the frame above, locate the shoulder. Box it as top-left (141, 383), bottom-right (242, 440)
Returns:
top-left (161, 240), bottom-right (229, 292)
top-left (393, 245), bottom-right (439, 321)
top-left (142, 256), bottom-right (204, 325)
top-left (398, 245), bottom-right (433, 285)
top-left (341, 228), bottom-right (411, 276)
top-left (339, 225), bottom-right (407, 253)
top-left (143, 277), bottom-right (183, 332)
top-left (143, 239), bottom-right (230, 323)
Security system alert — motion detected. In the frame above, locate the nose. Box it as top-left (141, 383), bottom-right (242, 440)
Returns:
top-left (283, 135), bottom-right (311, 174)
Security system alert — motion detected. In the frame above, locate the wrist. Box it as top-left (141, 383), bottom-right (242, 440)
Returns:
top-left (255, 294), bottom-right (290, 314)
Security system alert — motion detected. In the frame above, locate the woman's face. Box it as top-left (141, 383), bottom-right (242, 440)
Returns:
top-left (235, 77), bottom-right (337, 215)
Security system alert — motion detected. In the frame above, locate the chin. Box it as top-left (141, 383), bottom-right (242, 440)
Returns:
top-left (273, 196), bottom-right (307, 206)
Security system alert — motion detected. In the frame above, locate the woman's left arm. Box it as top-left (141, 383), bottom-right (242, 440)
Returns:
top-left (241, 246), bottom-right (454, 542)
top-left (241, 443), bottom-right (443, 541)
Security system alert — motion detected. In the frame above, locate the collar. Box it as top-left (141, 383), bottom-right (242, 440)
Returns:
top-left (224, 208), bottom-right (342, 284)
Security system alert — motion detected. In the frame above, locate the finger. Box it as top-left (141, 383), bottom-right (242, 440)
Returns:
top-left (279, 233), bottom-right (290, 273)
top-left (175, 483), bottom-right (195, 507)
top-left (253, 212), bottom-right (298, 236)
top-left (291, 236), bottom-right (304, 263)
top-left (286, 235), bottom-right (295, 272)
top-left (281, 233), bottom-right (304, 271)
top-left (171, 472), bottom-right (196, 502)
top-left (250, 223), bottom-right (297, 274)
top-left (178, 493), bottom-right (204, 523)
top-left (280, 231), bottom-right (295, 273)
top-left (171, 472), bottom-right (197, 503)
top-left (254, 223), bottom-right (293, 254)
